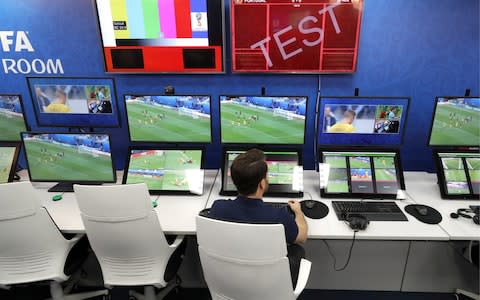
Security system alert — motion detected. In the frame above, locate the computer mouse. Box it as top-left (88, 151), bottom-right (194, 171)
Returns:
top-left (52, 194), bottom-right (62, 201)
top-left (416, 206), bottom-right (428, 216)
top-left (152, 200), bottom-right (158, 208)
top-left (305, 200), bottom-right (316, 209)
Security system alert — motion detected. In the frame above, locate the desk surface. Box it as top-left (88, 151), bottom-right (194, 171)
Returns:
top-left (16, 170), bottom-right (479, 241)
top-left (21, 170), bottom-right (219, 235)
top-left (206, 171), bottom-right (449, 241)
top-left (404, 172), bottom-right (480, 240)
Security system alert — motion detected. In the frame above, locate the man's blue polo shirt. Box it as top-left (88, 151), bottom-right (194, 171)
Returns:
top-left (209, 195), bottom-right (299, 244)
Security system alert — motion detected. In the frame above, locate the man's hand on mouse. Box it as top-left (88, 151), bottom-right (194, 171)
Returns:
top-left (288, 200), bottom-right (302, 215)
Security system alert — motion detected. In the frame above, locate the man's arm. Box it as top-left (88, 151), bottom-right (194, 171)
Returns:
top-left (288, 200), bottom-right (308, 243)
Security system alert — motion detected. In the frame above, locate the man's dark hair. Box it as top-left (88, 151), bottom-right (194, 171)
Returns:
top-left (231, 149), bottom-right (267, 196)
top-left (345, 109), bottom-right (356, 118)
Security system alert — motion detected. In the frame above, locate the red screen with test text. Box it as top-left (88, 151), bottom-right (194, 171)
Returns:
top-left (231, 0), bottom-right (363, 73)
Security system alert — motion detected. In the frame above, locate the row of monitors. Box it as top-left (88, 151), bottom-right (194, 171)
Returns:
top-left (2, 133), bottom-right (478, 199)
top-left (2, 92), bottom-right (479, 147)
top-left (95, 0), bottom-right (363, 73)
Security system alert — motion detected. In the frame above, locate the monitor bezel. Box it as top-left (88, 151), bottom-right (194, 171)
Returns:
top-left (26, 76), bottom-right (121, 128)
top-left (21, 132), bottom-right (117, 184)
top-left (92, 0), bottom-right (227, 74)
top-left (220, 145), bottom-right (304, 198)
top-left (432, 149), bottom-right (480, 200)
top-left (427, 96), bottom-right (480, 148)
top-left (318, 146), bottom-right (406, 199)
top-left (0, 141), bottom-right (21, 183)
top-left (229, 0), bottom-right (364, 74)
top-left (219, 95), bottom-right (308, 146)
top-left (124, 94), bottom-right (214, 144)
top-left (0, 94), bottom-right (30, 142)
top-left (316, 96), bottom-right (411, 147)
top-left (122, 145), bottom-right (205, 195)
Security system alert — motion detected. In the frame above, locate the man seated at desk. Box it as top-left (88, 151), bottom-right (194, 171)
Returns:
top-left (209, 149), bottom-right (308, 285)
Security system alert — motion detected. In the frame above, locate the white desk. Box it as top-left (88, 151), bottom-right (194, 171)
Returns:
top-left (20, 170), bottom-right (219, 235)
top-left (206, 170), bottom-right (449, 241)
top-left (404, 172), bottom-right (480, 240)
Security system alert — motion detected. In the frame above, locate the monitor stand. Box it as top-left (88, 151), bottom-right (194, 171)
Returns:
top-left (48, 182), bottom-right (103, 193)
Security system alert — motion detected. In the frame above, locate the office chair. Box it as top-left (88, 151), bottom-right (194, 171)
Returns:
top-left (0, 182), bottom-right (108, 300)
top-left (74, 184), bottom-right (185, 300)
top-left (196, 215), bottom-right (312, 300)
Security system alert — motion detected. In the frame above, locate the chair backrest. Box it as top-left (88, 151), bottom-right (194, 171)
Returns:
top-left (196, 216), bottom-right (295, 300)
top-left (0, 182), bottom-right (70, 285)
top-left (74, 183), bottom-right (173, 287)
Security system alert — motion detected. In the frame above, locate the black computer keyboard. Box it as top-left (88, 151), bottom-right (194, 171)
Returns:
top-left (332, 201), bottom-right (408, 221)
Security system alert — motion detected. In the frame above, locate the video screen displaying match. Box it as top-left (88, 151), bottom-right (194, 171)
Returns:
top-left (22, 133), bottom-right (115, 183)
top-left (0, 146), bottom-right (18, 183)
top-left (220, 96), bottom-right (306, 144)
top-left (33, 84), bottom-right (113, 115)
top-left (231, 0), bottom-right (363, 73)
top-left (323, 151), bottom-right (400, 196)
top-left (124, 149), bottom-right (202, 192)
top-left (223, 150), bottom-right (301, 193)
top-left (318, 97), bottom-right (409, 145)
top-left (429, 97), bottom-right (479, 146)
top-left (0, 95), bottom-right (26, 141)
top-left (125, 95), bottom-right (211, 143)
top-left (95, 0), bottom-right (224, 72)
top-left (438, 153), bottom-right (480, 196)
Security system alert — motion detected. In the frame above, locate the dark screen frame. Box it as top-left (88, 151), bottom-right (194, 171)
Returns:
top-left (219, 95), bottom-right (308, 146)
top-left (318, 146), bottom-right (406, 199)
top-left (92, 0), bottom-right (226, 74)
top-left (21, 132), bottom-right (117, 184)
top-left (0, 142), bottom-right (21, 183)
top-left (124, 94), bottom-right (213, 144)
top-left (122, 146), bottom-right (205, 195)
top-left (220, 145), bottom-right (304, 198)
top-left (0, 94), bottom-right (30, 142)
top-left (316, 96), bottom-right (411, 147)
top-left (427, 96), bottom-right (480, 148)
top-left (432, 149), bottom-right (480, 200)
top-left (26, 76), bottom-right (121, 128)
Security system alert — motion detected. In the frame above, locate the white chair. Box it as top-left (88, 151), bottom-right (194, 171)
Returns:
top-left (0, 181), bottom-right (108, 300)
top-left (74, 183), bottom-right (185, 300)
top-left (196, 215), bottom-right (312, 300)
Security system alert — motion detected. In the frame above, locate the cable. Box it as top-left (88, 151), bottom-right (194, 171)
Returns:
top-left (304, 191), bottom-right (313, 200)
top-left (322, 231), bottom-right (357, 271)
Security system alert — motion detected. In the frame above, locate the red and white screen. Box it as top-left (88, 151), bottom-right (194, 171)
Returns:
top-left (231, 0), bottom-right (363, 73)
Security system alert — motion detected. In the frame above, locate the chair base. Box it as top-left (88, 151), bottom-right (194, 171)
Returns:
top-left (129, 279), bottom-right (179, 300)
top-left (456, 289), bottom-right (480, 300)
top-left (47, 281), bottom-right (108, 300)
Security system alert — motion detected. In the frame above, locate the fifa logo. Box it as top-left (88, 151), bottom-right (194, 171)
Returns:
top-left (0, 31), bottom-right (34, 52)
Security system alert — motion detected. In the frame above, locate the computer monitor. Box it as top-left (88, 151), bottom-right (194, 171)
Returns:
top-left (433, 150), bottom-right (479, 199)
top-left (21, 133), bottom-right (116, 192)
top-left (94, 0), bottom-right (225, 73)
top-left (125, 95), bottom-right (212, 143)
top-left (317, 97), bottom-right (410, 145)
top-left (220, 148), bottom-right (303, 197)
top-left (220, 96), bottom-right (307, 144)
top-left (319, 148), bottom-right (405, 199)
top-left (0, 95), bottom-right (27, 142)
top-left (0, 142), bottom-right (21, 183)
top-left (428, 97), bottom-right (480, 147)
top-left (123, 147), bottom-right (204, 195)
top-left (27, 77), bottom-right (120, 128)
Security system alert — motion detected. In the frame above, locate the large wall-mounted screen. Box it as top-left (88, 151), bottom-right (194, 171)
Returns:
top-left (231, 0), bottom-right (363, 73)
top-left (95, 0), bottom-right (225, 73)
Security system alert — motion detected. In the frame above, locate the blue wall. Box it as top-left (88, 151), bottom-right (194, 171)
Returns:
top-left (0, 0), bottom-right (478, 171)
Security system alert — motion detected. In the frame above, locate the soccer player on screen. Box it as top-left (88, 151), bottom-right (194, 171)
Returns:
top-left (323, 106), bottom-right (337, 131)
top-left (328, 109), bottom-right (356, 133)
top-left (45, 90), bottom-right (71, 113)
